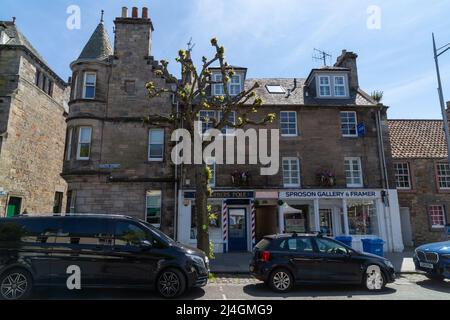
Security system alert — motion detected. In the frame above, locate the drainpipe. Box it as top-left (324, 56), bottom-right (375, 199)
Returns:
top-left (173, 100), bottom-right (180, 240)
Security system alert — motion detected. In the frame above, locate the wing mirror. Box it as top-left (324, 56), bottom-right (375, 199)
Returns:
top-left (140, 240), bottom-right (153, 249)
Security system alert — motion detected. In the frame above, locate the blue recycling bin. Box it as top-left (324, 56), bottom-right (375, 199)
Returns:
top-left (335, 236), bottom-right (353, 248)
top-left (362, 239), bottom-right (385, 257)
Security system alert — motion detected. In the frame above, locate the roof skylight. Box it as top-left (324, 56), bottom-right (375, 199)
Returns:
top-left (266, 85), bottom-right (286, 94)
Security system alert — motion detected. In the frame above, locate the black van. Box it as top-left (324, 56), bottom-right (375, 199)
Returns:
top-left (0, 215), bottom-right (209, 300)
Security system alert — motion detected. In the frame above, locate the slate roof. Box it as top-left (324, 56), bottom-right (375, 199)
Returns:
top-left (388, 120), bottom-right (449, 159)
top-left (78, 22), bottom-right (113, 61)
top-left (243, 78), bottom-right (376, 106)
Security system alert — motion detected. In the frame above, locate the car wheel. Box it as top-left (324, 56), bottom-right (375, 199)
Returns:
top-left (0, 268), bottom-right (33, 300)
top-left (157, 268), bottom-right (186, 299)
top-left (269, 268), bottom-right (294, 293)
top-left (364, 265), bottom-right (386, 291)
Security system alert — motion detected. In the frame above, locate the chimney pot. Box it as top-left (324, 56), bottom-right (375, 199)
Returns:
top-left (142, 7), bottom-right (148, 19)
top-left (132, 7), bottom-right (138, 18)
top-left (121, 7), bottom-right (128, 18)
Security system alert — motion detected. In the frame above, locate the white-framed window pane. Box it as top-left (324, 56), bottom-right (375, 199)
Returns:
top-left (334, 76), bottom-right (346, 96)
top-left (199, 110), bottom-right (217, 134)
top-left (146, 190), bottom-right (162, 226)
top-left (280, 111), bottom-right (298, 136)
top-left (149, 129), bottom-right (164, 160)
top-left (428, 205), bottom-right (446, 228)
top-left (283, 158), bottom-right (300, 187)
top-left (213, 74), bottom-right (224, 96)
top-left (83, 73), bottom-right (96, 99)
top-left (319, 76), bottom-right (331, 97)
top-left (345, 158), bottom-right (363, 187)
top-left (77, 127), bottom-right (92, 159)
top-left (65, 128), bottom-right (73, 161)
top-left (218, 111), bottom-right (236, 135)
top-left (437, 163), bottom-right (450, 189)
top-left (395, 162), bottom-right (411, 189)
top-left (341, 111), bottom-right (358, 136)
top-left (230, 75), bottom-right (241, 96)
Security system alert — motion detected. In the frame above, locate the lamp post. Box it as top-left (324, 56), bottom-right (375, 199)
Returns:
top-left (432, 33), bottom-right (450, 165)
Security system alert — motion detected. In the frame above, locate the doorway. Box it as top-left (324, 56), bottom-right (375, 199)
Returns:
top-left (6, 197), bottom-right (22, 217)
top-left (400, 207), bottom-right (413, 247)
top-left (319, 209), bottom-right (334, 236)
top-left (228, 208), bottom-right (247, 252)
top-left (53, 192), bottom-right (64, 214)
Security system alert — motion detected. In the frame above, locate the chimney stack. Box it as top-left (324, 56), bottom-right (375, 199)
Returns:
top-left (447, 101), bottom-right (450, 110)
top-left (142, 7), bottom-right (149, 19)
top-left (121, 7), bottom-right (128, 18)
top-left (132, 7), bottom-right (138, 18)
top-left (335, 49), bottom-right (359, 89)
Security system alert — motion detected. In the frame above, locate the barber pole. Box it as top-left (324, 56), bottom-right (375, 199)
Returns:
top-left (251, 200), bottom-right (256, 246)
top-left (222, 201), bottom-right (228, 252)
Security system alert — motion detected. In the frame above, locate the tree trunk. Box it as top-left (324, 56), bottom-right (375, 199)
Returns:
top-left (195, 164), bottom-right (210, 256)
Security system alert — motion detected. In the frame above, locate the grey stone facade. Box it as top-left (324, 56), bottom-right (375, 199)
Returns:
top-left (62, 9), bottom-right (177, 235)
top-left (0, 21), bottom-right (69, 216)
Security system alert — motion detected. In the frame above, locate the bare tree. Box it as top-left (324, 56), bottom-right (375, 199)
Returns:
top-left (145, 38), bottom-right (275, 257)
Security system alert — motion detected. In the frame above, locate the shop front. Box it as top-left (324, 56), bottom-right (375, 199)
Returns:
top-left (177, 190), bottom-right (257, 253)
top-left (279, 189), bottom-right (405, 253)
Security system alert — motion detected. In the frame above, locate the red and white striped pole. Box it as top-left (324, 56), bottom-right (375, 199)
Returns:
top-left (251, 200), bottom-right (256, 246)
top-left (222, 200), bottom-right (228, 253)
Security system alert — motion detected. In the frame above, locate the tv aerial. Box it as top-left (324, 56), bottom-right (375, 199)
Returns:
top-left (313, 48), bottom-right (332, 66)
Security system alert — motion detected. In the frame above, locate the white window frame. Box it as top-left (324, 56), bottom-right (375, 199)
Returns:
top-left (148, 129), bottom-right (165, 162)
top-left (318, 76), bottom-right (331, 97)
top-left (65, 128), bottom-right (73, 161)
top-left (76, 127), bottom-right (92, 160)
top-left (206, 158), bottom-right (216, 187)
top-left (146, 190), bottom-right (162, 228)
top-left (394, 162), bottom-right (412, 190)
top-left (280, 111), bottom-right (298, 137)
top-left (436, 163), bottom-right (450, 190)
top-left (341, 111), bottom-right (358, 137)
top-left (428, 205), bottom-right (446, 229)
top-left (283, 157), bottom-right (301, 188)
top-left (334, 75), bottom-right (347, 97)
top-left (198, 110), bottom-right (217, 135)
top-left (229, 75), bottom-right (242, 96)
top-left (218, 111), bottom-right (236, 135)
top-left (82, 72), bottom-right (96, 99)
top-left (213, 74), bottom-right (224, 96)
top-left (345, 157), bottom-right (363, 188)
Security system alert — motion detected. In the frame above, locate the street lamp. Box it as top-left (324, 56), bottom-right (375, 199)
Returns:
top-left (432, 33), bottom-right (450, 166)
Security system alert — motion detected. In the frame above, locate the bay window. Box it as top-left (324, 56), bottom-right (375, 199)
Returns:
top-left (77, 127), bottom-right (92, 160)
top-left (83, 72), bottom-right (96, 99)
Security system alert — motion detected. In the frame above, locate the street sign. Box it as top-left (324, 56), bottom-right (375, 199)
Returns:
top-left (99, 164), bottom-right (121, 169)
top-left (357, 123), bottom-right (366, 137)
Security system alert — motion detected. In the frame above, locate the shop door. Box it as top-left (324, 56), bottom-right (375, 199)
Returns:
top-left (228, 208), bottom-right (247, 252)
top-left (319, 209), bottom-right (333, 236)
top-left (7, 197), bottom-right (22, 217)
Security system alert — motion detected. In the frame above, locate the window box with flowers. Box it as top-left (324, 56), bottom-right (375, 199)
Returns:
top-left (316, 169), bottom-right (337, 187)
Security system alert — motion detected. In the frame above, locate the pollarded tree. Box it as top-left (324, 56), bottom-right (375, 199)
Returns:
top-left (145, 38), bottom-right (275, 257)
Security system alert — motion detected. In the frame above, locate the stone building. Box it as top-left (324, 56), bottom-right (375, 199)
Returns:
top-left (177, 51), bottom-right (404, 253)
top-left (389, 114), bottom-right (450, 246)
top-left (0, 20), bottom-right (69, 216)
top-left (62, 8), bottom-right (178, 235)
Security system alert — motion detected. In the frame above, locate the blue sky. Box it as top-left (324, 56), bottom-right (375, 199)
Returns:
top-left (2, 0), bottom-right (450, 119)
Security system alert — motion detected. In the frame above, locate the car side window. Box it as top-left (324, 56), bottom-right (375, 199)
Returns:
top-left (57, 218), bottom-right (110, 246)
top-left (114, 222), bottom-right (149, 247)
top-left (281, 237), bottom-right (314, 253)
top-left (0, 219), bottom-right (60, 244)
top-left (315, 238), bottom-right (348, 255)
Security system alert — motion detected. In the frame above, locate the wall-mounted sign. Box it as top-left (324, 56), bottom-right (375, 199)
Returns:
top-left (99, 164), bottom-right (121, 169)
top-left (357, 123), bottom-right (366, 137)
top-left (280, 190), bottom-right (381, 200)
top-left (184, 191), bottom-right (255, 200)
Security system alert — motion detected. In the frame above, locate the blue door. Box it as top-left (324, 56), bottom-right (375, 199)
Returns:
top-left (228, 208), bottom-right (248, 252)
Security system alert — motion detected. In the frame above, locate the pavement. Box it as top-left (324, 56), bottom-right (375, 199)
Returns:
top-left (31, 273), bottom-right (450, 300)
top-left (210, 250), bottom-right (417, 274)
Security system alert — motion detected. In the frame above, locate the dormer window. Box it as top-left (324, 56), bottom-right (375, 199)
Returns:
top-left (229, 75), bottom-right (242, 96)
top-left (83, 72), bottom-right (96, 99)
top-left (316, 74), bottom-right (349, 98)
top-left (318, 76), bottom-right (331, 97)
top-left (213, 74), bottom-right (224, 96)
top-left (212, 73), bottom-right (242, 96)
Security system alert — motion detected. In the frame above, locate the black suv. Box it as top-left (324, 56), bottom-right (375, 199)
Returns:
top-left (0, 215), bottom-right (209, 300)
top-left (250, 234), bottom-right (395, 292)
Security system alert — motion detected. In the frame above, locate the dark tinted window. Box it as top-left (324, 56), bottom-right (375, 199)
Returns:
top-left (0, 218), bottom-right (59, 243)
top-left (115, 221), bottom-right (149, 247)
top-left (279, 237), bottom-right (314, 253)
top-left (315, 238), bottom-right (348, 255)
top-left (57, 218), bottom-right (110, 245)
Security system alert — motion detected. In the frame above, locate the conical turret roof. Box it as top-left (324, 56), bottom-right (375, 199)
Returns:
top-left (78, 22), bottom-right (113, 61)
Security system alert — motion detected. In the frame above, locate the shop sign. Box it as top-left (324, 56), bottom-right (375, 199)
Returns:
top-left (280, 190), bottom-right (380, 200)
top-left (184, 191), bottom-right (255, 200)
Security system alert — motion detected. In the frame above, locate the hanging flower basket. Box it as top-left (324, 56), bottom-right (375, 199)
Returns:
top-left (316, 169), bottom-right (337, 187)
top-left (231, 171), bottom-right (251, 187)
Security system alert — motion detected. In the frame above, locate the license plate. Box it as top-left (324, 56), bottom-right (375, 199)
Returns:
top-left (420, 262), bottom-right (434, 269)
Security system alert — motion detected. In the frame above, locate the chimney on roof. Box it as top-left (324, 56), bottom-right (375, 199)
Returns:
top-left (335, 49), bottom-right (359, 90)
top-left (121, 7), bottom-right (128, 18)
top-left (142, 7), bottom-right (149, 19)
top-left (132, 7), bottom-right (138, 18)
top-left (12, 17), bottom-right (16, 24)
